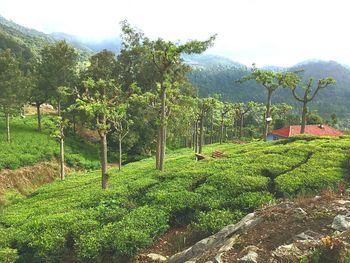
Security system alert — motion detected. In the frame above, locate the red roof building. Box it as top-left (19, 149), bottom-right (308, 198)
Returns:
top-left (269, 124), bottom-right (344, 140)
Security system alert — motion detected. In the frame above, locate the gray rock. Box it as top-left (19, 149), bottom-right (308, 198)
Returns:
top-left (169, 213), bottom-right (256, 263)
top-left (147, 253), bottom-right (168, 262)
top-left (238, 251), bottom-right (258, 263)
top-left (272, 243), bottom-right (303, 259)
top-left (294, 207), bottom-right (307, 216)
top-left (295, 230), bottom-right (322, 241)
top-left (332, 214), bottom-right (350, 231)
top-left (337, 199), bottom-right (350, 205)
top-left (313, 195), bottom-right (322, 201)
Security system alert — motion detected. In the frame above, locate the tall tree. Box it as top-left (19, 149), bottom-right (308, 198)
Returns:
top-left (110, 103), bottom-right (132, 171)
top-left (219, 102), bottom-right (233, 144)
top-left (290, 77), bottom-right (336, 133)
top-left (241, 65), bottom-right (299, 140)
top-left (75, 50), bottom-right (132, 189)
top-left (121, 22), bottom-right (216, 170)
top-left (38, 41), bottom-right (78, 180)
top-left (195, 97), bottom-right (218, 154)
top-left (0, 49), bottom-right (28, 142)
top-left (233, 102), bottom-right (257, 139)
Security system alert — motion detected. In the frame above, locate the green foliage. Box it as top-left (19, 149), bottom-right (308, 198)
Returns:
top-left (231, 192), bottom-right (274, 212)
top-left (192, 209), bottom-right (243, 235)
top-left (1, 137), bottom-right (349, 261)
top-left (0, 116), bottom-right (99, 170)
top-left (0, 247), bottom-right (18, 263)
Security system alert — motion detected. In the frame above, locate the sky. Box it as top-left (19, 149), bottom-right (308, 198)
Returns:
top-left (1, 0), bottom-right (350, 67)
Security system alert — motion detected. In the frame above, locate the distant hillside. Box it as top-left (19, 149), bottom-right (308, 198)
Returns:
top-left (1, 15), bottom-right (350, 124)
top-left (188, 58), bottom-right (350, 121)
top-left (0, 15), bottom-right (90, 59)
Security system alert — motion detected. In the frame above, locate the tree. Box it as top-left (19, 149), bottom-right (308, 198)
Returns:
top-left (218, 102), bottom-right (233, 143)
top-left (38, 41), bottom-right (78, 180)
top-left (121, 21), bottom-right (216, 170)
top-left (195, 97), bottom-right (218, 153)
top-left (75, 50), bottom-right (132, 189)
top-left (110, 104), bottom-right (132, 171)
top-left (0, 49), bottom-right (28, 142)
top-left (331, 113), bottom-right (338, 126)
top-left (241, 65), bottom-right (299, 141)
top-left (291, 77), bottom-right (336, 133)
top-left (307, 112), bottom-right (324, 125)
top-left (233, 102), bottom-right (257, 139)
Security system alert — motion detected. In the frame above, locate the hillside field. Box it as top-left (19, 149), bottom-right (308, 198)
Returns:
top-left (0, 135), bottom-right (349, 262)
top-left (0, 117), bottom-right (100, 171)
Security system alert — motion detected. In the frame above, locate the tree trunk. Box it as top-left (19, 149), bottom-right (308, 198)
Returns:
top-left (118, 134), bottom-right (122, 171)
top-left (58, 101), bottom-right (65, 180)
top-left (210, 113), bottom-right (214, 144)
top-left (264, 90), bottom-right (273, 141)
top-left (158, 88), bottom-right (166, 171)
top-left (156, 127), bottom-right (161, 169)
top-left (36, 102), bottom-right (41, 132)
top-left (220, 116), bottom-right (224, 144)
top-left (100, 133), bottom-right (108, 189)
top-left (239, 115), bottom-right (244, 139)
top-left (301, 101), bottom-right (308, 134)
top-left (199, 116), bottom-right (204, 154)
top-left (72, 113), bottom-right (76, 135)
top-left (194, 121), bottom-right (198, 153)
top-left (60, 134), bottom-right (65, 180)
top-left (6, 113), bottom-right (10, 143)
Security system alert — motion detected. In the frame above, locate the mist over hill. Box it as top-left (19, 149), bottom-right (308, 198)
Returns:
top-left (1, 14), bottom-right (350, 124)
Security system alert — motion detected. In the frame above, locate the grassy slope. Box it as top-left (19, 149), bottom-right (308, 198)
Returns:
top-left (0, 136), bottom-right (349, 262)
top-left (0, 117), bottom-right (100, 170)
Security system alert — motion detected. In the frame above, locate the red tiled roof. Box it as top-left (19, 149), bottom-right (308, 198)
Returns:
top-left (271, 125), bottom-right (344, 138)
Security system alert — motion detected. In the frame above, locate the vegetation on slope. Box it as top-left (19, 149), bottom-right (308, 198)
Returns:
top-left (188, 59), bottom-right (350, 124)
top-left (0, 136), bottom-right (349, 262)
top-left (0, 116), bottom-right (99, 171)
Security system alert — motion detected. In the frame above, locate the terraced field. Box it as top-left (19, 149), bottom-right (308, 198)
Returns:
top-left (0, 117), bottom-right (100, 170)
top-left (0, 135), bottom-right (349, 262)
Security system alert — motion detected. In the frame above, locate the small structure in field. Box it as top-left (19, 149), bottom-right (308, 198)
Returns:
top-left (267, 124), bottom-right (344, 141)
top-left (212, 150), bottom-right (224, 158)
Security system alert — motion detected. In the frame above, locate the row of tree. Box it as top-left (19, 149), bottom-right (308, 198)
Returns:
top-left (0, 21), bottom-right (336, 190)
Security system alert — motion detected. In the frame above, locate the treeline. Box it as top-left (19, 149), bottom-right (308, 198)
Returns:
top-left (0, 21), bottom-right (336, 190)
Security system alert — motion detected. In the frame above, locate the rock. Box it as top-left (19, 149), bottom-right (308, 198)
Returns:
top-left (218, 235), bottom-right (239, 252)
top-left (294, 207), bottom-right (307, 216)
top-left (332, 214), bottom-right (350, 231)
top-left (213, 252), bottom-right (224, 263)
top-left (295, 230), bottom-right (322, 241)
top-left (169, 213), bottom-right (257, 263)
top-left (147, 253), bottom-right (168, 262)
top-left (272, 243), bottom-right (303, 259)
top-left (237, 246), bottom-right (259, 263)
top-left (313, 195), bottom-right (322, 201)
top-left (337, 199), bottom-right (350, 205)
top-left (238, 251), bottom-right (258, 263)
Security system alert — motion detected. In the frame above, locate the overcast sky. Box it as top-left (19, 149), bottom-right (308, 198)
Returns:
top-left (1, 0), bottom-right (349, 67)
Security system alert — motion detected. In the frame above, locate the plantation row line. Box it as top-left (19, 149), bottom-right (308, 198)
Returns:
top-left (0, 20), bottom-right (336, 190)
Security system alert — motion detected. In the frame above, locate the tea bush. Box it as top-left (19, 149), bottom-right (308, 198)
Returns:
top-left (1, 136), bottom-right (349, 261)
top-left (0, 117), bottom-right (99, 170)
top-left (192, 209), bottom-right (243, 235)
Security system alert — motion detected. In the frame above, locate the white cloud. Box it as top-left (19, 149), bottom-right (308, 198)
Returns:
top-left (1, 0), bottom-right (350, 66)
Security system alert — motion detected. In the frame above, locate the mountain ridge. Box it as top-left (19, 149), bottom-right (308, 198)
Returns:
top-left (1, 14), bottom-right (350, 126)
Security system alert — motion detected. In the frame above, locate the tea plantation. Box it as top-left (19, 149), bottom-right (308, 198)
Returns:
top-left (0, 135), bottom-right (349, 262)
top-left (0, 117), bottom-right (100, 170)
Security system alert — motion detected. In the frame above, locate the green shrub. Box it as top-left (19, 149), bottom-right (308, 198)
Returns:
top-left (192, 209), bottom-right (243, 235)
top-left (0, 248), bottom-right (18, 263)
top-left (231, 191), bottom-right (274, 212)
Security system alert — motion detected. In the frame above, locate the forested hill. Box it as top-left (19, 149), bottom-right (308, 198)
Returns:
top-left (188, 57), bottom-right (350, 120)
top-left (2, 14), bottom-right (350, 121)
top-left (0, 15), bottom-right (90, 59)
